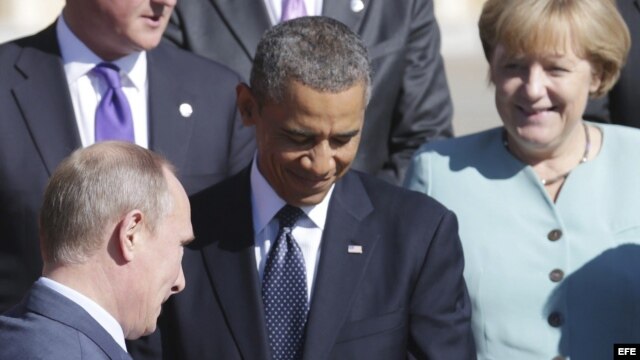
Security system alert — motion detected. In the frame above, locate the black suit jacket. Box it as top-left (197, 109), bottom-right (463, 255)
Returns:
top-left (164, 0), bottom-right (453, 184)
top-left (157, 168), bottom-right (475, 359)
top-left (0, 23), bottom-right (255, 311)
top-left (584, 0), bottom-right (640, 127)
top-left (0, 282), bottom-right (131, 360)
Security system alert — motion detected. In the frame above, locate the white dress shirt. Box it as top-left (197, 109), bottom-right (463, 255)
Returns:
top-left (38, 277), bottom-right (127, 352)
top-left (250, 157), bottom-right (333, 302)
top-left (263, 0), bottom-right (323, 25)
top-left (57, 15), bottom-right (149, 148)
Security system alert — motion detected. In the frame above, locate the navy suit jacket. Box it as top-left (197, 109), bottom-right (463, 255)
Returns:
top-left (0, 282), bottom-right (131, 360)
top-left (0, 23), bottom-right (255, 311)
top-left (584, 0), bottom-right (640, 128)
top-left (164, 0), bottom-right (453, 184)
top-left (155, 168), bottom-right (475, 359)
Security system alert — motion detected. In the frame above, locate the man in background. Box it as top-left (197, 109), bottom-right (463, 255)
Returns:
top-left (584, 0), bottom-right (639, 127)
top-left (0, 0), bottom-right (254, 311)
top-left (0, 142), bottom-right (193, 359)
top-left (165, 0), bottom-right (453, 184)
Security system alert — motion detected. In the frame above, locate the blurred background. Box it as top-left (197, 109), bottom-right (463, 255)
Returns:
top-left (0, 0), bottom-right (500, 135)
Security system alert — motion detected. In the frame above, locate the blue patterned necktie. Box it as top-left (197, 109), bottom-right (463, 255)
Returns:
top-left (92, 63), bottom-right (135, 142)
top-left (262, 205), bottom-right (308, 360)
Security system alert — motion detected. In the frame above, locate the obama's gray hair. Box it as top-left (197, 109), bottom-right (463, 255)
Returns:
top-left (250, 16), bottom-right (372, 105)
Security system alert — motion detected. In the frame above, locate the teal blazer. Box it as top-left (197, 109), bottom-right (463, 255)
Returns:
top-left (405, 123), bottom-right (640, 360)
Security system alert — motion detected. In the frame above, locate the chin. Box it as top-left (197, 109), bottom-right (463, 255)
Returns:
top-left (296, 192), bottom-right (329, 206)
top-left (137, 323), bottom-right (157, 339)
top-left (145, 324), bottom-right (157, 336)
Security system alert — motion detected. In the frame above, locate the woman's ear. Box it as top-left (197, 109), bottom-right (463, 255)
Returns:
top-left (589, 70), bottom-right (603, 96)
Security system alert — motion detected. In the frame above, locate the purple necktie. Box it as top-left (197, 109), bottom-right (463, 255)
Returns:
top-left (281, 0), bottom-right (307, 22)
top-left (93, 63), bottom-right (135, 143)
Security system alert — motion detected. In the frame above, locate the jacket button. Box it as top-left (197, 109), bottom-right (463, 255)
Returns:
top-left (549, 269), bottom-right (564, 282)
top-left (548, 312), bottom-right (564, 327)
top-left (548, 229), bottom-right (563, 241)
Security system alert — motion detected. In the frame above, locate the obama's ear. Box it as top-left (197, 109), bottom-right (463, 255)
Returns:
top-left (236, 83), bottom-right (260, 127)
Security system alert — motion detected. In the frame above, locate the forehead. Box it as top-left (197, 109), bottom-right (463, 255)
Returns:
top-left (494, 11), bottom-right (586, 61)
top-left (493, 43), bottom-right (581, 64)
top-left (263, 81), bottom-right (366, 132)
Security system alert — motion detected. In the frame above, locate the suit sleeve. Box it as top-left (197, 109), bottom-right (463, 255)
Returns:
top-left (381, 0), bottom-right (453, 184)
top-left (408, 210), bottom-right (476, 359)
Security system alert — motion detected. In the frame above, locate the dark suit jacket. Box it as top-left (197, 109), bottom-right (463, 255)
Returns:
top-left (157, 168), bottom-right (475, 359)
top-left (0, 281), bottom-right (131, 360)
top-left (164, 0), bottom-right (453, 184)
top-left (0, 23), bottom-right (255, 311)
top-left (584, 0), bottom-right (640, 127)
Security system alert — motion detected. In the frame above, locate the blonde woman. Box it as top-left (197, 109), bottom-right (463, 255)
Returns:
top-left (405, 0), bottom-right (640, 359)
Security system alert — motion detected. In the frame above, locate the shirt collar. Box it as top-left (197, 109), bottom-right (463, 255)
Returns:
top-left (250, 154), bottom-right (334, 234)
top-left (56, 15), bottom-right (147, 91)
top-left (38, 277), bottom-right (127, 352)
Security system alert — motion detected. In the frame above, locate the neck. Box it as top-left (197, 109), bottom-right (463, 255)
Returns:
top-left (62, 8), bottom-right (128, 62)
top-left (504, 122), bottom-right (591, 186)
top-left (44, 260), bottom-right (121, 324)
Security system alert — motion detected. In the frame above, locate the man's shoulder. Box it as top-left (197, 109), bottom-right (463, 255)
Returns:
top-left (344, 171), bottom-right (450, 217)
top-left (0, 308), bottom-right (85, 358)
top-left (149, 40), bottom-right (244, 83)
top-left (0, 30), bottom-right (55, 67)
top-left (0, 285), bottom-right (119, 359)
top-left (1, 22), bottom-right (58, 54)
top-left (0, 37), bottom-right (24, 56)
top-left (189, 168), bottom-right (250, 218)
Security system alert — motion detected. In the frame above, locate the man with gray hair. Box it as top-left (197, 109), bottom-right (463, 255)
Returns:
top-left (152, 17), bottom-right (475, 360)
top-left (0, 141), bottom-right (194, 359)
top-left (163, 0), bottom-right (453, 185)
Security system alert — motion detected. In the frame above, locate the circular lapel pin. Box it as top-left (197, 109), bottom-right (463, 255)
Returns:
top-left (179, 103), bottom-right (193, 118)
top-left (350, 0), bottom-right (364, 13)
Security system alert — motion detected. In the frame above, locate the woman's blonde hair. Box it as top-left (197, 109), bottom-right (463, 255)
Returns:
top-left (479, 0), bottom-right (630, 97)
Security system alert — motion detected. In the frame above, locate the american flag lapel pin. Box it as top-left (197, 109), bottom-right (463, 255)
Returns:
top-left (348, 244), bottom-right (363, 254)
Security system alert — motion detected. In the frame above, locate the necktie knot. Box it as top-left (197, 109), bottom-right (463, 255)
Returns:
top-left (276, 205), bottom-right (305, 230)
top-left (92, 62), bottom-right (123, 89)
top-left (93, 62), bottom-right (134, 142)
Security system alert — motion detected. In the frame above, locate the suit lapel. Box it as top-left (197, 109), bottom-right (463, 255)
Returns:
top-left (211, 0), bottom-right (271, 58)
top-left (302, 172), bottom-right (377, 360)
top-left (197, 169), bottom-right (271, 360)
top-left (12, 24), bottom-right (81, 176)
top-left (27, 283), bottom-right (131, 360)
top-left (322, 0), bottom-right (369, 34)
top-left (146, 43), bottom-right (195, 172)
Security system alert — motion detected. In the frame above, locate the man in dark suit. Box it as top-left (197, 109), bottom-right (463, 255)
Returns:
top-left (0, 142), bottom-right (194, 359)
top-left (164, 0), bottom-right (453, 184)
top-left (157, 17), bottom-right (474, 359)
top-left (0, 0), bottom-right (254, 311)
top-left (584, 0), bottom-right (638, 127)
